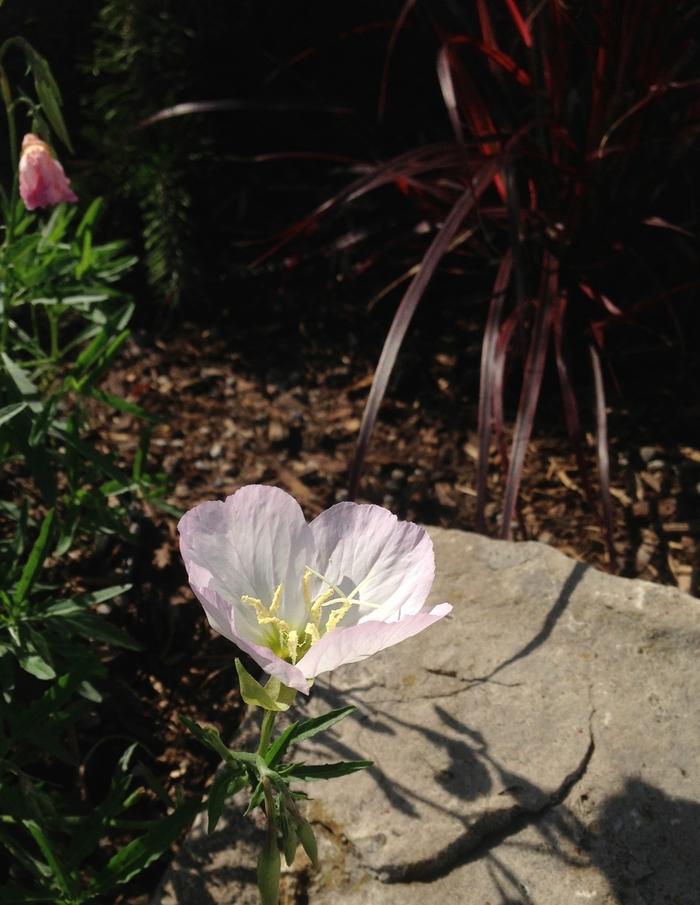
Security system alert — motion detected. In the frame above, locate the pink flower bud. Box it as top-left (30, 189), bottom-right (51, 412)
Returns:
top-left (19, 133), bottom-right (78, 211)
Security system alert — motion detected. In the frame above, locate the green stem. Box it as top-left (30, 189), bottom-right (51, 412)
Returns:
top-left (0, 66), bottom-right (18, 249)
top-left (257, 710), bottom-right (277, 756)
top-left (48, 310), bottom-right (59, 361)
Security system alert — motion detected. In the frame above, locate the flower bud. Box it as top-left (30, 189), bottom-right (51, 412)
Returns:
top-left (19, 133), bottom-right (78, 211)
top-left (297, 818), bottom-right (318, 867)
top-left (283, 824), bottom-right (298, 866)
top-left (257, 833), bottom-right (281, 905)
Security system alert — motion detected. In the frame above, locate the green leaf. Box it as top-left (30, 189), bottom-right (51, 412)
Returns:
top-left (0, 401), bottom-right (28, 427)
top-left (22, 819), bottom-right (75, 898)
top-left (285, 760), bottom-right (373, 782)
top-left (206, 768), bottom-right (246, 835)
top-left (54, 430), bottom-right (125, 484)
top-left (88, 386), bottom-right (153, 420)
top-left (17, 653), bottom-right (55, 681)
top-left (14, 510), bottom-right (55, 605)
top-left (265, 722), bottom-right (299, 767)
top-left (40, 584), bottom-right (131, 618)
top-left (289, 706), bottom-right (355, 748)
top-left (1, 352), bottom-right (42, 412)
top-left (179, 716), bottom-right (255, 769)
top-left (89, 798), bottom-right (201, 894)
top-left (26, 48), bottom-right (72, 151)
top-left (235, 658), bottom-right (291, 712)
top-left (60, 614), bottom-right (141, 651)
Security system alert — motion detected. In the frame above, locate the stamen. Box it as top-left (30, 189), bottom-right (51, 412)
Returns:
top-left (303, 569), bottom-right (313, 609)
top-left (304, 622), bottom-right (320, 644)
top-left (303, 566), bottom-right (348, 607)
top-left (270, 583), bottom-right (283, 614)
top-left (319, 595), bottom-right (382, 610)
top-left (241, 594), bottom-right (268, 620)
top-left (325, 600), bottom-right (353, 632)
top-left (310, 587), bottom-right (334, 624)
top-left (286, 629), bottom-right (299, 664)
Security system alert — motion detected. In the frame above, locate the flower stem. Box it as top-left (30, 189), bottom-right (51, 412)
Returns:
top-left (257, 710), bottom-right (276, 756)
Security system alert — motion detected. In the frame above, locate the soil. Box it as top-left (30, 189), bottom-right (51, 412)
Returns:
top-left (86, 298), bottom-right (699, 902)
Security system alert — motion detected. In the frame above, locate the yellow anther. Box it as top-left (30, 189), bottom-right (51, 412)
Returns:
top-left (270, 583), bottom-right (283, 614)
top-left (241, 594), bottom-right (268, 620)
top-left (303, 569), bottom-right (313, 609)
top-left (310, 587), bottom-right (334, 624)
top-left (325, 600), bottom-right (353, 632)
top-left (286, 629), bottom-right (299, 664)
top-left (304, 622), bottom-right (320, 645)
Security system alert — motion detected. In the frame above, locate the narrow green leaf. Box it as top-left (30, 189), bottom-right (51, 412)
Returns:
top-left (22, 819), bottom-right (74, 898)
top-left (179, 715), bottom-right (255, 769)
top-left (206, 768), bottom-right (246, 834)
top-left (54, 430), bottom-right (125, 483)
top-left (15, 510), bottom-right (55, 605)
top-left (265, 722), bottom-right (299, 767)
top-left (288, 706), bottom-right (356, 747)
top-left (235, 658), bottom-right (290, 712)
top-left (26, 49), bottom-right (72, 151)
top-left (285, 760), bottom-right (373, 782)
top-left (89, 798), bottom-right (201, 894)
top-left (0, 401), bottom-right (28, 427)
top-left (61, 614), bottom-right (142, 651)
top-left (1, 352), bottom-right (41, 411)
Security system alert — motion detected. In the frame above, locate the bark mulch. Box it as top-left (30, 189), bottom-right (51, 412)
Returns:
top-left (85, 310), bottom-right (698, 901)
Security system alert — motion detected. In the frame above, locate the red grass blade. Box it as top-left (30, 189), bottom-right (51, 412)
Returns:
top-left (476, 0), bottom-right (498, 51)
top-left (589, 341), bottom-right (618, 571)
top-left (249, 142), bottom-right (468, 267)
top-left (378, 0), bottom-right (418, 119)
top-left (504, 0), bottom-right (533, 48)
top-left (445, 36), bottom-right (532, 88)
top-left (475, 249), bottom-right (513, 531)
top-left (500, 252), bottom-right (558, 540)
top-left (348, 156), bottom-right (504, 498)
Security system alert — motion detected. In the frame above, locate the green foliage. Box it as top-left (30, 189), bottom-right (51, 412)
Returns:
top-left (0, 38), bottom-right (197, 902)
top-left (82, 0), bottom-right (201, 306)
top-left (182, 703), bottom-right (368, 896)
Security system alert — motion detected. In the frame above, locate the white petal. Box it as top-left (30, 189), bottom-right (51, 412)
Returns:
top-left (297, 603), bottom-right (452, 679)
top-left (186, 573), bottom-right (311, 692)
top-left (178, 484), bottom-right (314, 634)
top-left (310, 502), bottom-right (435, 626)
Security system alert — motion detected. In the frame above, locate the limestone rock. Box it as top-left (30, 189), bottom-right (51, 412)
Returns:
top-left (155, 529), bottom-right (700, 905)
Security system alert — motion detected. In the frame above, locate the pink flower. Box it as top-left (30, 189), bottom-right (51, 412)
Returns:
top-left (179, 485), bottom-right (452, 693)
top-left (19, 133), bottom-right (78, 211)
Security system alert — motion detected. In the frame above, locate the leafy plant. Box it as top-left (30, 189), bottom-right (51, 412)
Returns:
top-left (0, 36), bottom-right (194, 903)
top-left (264, 0), bottom-right (700, 567)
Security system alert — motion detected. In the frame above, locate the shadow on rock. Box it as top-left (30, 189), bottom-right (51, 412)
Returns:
top-left (592, 778), bottom-right (700, 904)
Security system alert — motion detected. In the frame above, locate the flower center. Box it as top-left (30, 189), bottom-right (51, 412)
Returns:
top-left (240, 567), bottom-right (379, 664)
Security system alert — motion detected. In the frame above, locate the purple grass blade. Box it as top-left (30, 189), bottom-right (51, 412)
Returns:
top-left (589, 341), bottom-right (618, 571)
top-left (475, 249), bottom-right (513, 531)
top-left (134, 99), bottom-right (354, 130)
top-left (500, 253), bottom-right (557, 540)
top-left (492, 311), bottom-right (527, 539)
top-left (250, 142), bottom-right (468, 268)
top-left (552, 295), bottom-right (598, 517)
top-left (348, 156), bottom-right (504, 499)
top-left (437, 45), bottom-right (465, 146)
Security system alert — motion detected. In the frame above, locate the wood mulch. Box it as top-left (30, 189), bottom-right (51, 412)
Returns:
top-left (85, 303), bottom-right (698, 901)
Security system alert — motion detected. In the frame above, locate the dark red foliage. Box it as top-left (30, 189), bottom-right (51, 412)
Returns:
top-left (259, 0), bottom-right (700, 568)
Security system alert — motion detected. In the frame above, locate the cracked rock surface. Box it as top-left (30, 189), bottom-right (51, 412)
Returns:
top-left (155, 529), bottom-right (700, 905)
